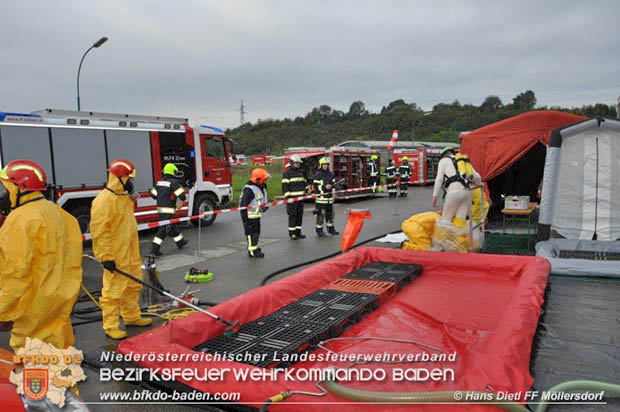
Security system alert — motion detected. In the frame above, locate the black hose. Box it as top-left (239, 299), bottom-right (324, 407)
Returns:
top-left (198, 301), bottom-right (219, 307)
top-left (258, 399), bottom-right (272, 412)
top-left (260, 229), bottom-right (402, 286)
top-left (72, 318), bottom-right (103, 327)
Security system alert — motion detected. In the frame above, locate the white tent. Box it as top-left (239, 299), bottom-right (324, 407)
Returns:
top-left (537, 118), bottom-right (620, 276)
top-left (538, 118), bottom-right (620, 241)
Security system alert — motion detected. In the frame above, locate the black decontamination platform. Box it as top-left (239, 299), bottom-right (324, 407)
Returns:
top-left (195, 262), bottom-right (423, 369)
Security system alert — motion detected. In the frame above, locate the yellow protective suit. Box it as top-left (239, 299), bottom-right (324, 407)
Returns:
top-left (90, 174), bottom-right (143, 332)
top-left (401, 212), bottom-right (441, 251)
top-left (0, 182), bottom-right (82, 352)
top-left (471, 186), bottom-right (489, 224)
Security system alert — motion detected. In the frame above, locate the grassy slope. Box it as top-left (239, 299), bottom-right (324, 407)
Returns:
top-left (230, 163), bottom-right (284, 206)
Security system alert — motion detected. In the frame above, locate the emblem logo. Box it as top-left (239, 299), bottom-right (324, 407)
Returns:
top-left (23, 369), bottom-right (48, 400)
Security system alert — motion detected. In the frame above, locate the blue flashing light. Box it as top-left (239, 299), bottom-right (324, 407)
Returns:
top-left (190, 151), bottom-right (195, 158)
top-left (0, 112), bottom-right (42, 122)
top-left (200, 124), bottom-right (224, 134)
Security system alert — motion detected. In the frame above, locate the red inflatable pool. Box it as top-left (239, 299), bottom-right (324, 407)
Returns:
top-left (118, 247), bottom-right (550, 411)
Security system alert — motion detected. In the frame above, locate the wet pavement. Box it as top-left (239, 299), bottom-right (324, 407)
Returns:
top-left (1, 186), bottom-right (433, 411)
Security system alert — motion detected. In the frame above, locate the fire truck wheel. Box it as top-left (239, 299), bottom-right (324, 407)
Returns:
top-left (191, 194), bottom-right (217, 227)
top-left (71, 205), bottom-right (92, 234)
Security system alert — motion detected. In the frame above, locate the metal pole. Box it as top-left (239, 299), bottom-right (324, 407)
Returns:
top-left (76, 37), bottom-right (108, 110)
top-left (76, 46), bottom-right (94, 110)
top-left (393, 175), bottom-right (400, 216)
top-left (196, 213), bottom-right (202, 259)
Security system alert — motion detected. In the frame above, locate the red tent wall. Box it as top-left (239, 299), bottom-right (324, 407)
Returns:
top-left (460, 110), bottom-right (585, 182)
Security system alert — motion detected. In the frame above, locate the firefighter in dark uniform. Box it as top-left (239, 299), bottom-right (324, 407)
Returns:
top-left (385, 159), bottom-right (398, 198)
top-left (149, 163), bottom-right (188, 256)
top-left (282, 154), bottom-right (308, 239)
top-left (398, 156), bottom-right (412, 197)
top-left (367, 154), bottom-right (379, 192)
top-left (240, 168), bottom-right (270, 258)
top-left (313, 157), bottom-right (340, 237)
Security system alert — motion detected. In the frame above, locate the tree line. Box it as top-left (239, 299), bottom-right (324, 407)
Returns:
top-left (227, 90), bottom-right (618, 154)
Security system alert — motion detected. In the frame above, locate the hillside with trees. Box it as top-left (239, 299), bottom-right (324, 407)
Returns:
top-left (227, 90), bottom-right (617, 154)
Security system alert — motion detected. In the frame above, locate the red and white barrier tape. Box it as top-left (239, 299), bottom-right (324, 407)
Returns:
top-left (81, 183), bottom-right (399, 241)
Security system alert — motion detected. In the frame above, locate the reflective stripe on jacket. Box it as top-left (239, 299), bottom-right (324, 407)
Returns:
top-left (240, 183), bottom-right (267, 219)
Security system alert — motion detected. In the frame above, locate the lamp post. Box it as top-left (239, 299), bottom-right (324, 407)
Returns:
top-left (77, 36), bottom-right (108, 111)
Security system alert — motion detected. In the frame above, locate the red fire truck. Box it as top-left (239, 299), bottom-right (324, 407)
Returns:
top-left (393, 148), bottom-right (444, 185)
top-left (0, 109), bottom-right (235, 232)
top-left (283, 146), bottom-right (380, 199)
top-left (252, 154), bottom-right (273, 165)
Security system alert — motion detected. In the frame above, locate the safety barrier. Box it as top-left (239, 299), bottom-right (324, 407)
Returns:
top-left (81, 182), bottom-right (399, 241)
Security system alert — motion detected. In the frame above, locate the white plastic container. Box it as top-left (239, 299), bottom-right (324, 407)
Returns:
top-left (504, 196), bottom-right (529, 210)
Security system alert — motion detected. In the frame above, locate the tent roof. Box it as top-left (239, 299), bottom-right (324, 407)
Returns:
top-left (460, 110), bottom-right (586, 181)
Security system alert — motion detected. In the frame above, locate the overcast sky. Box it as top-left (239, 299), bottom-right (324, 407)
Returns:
top-left (1, 0), bottom-right (618, 129)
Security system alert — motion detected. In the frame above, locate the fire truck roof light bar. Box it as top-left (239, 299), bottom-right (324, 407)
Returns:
top-left (32, 108), bottom-right (189, 124)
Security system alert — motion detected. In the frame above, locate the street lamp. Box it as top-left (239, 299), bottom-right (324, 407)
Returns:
top-left (77, 36), bottom-right (108, 111)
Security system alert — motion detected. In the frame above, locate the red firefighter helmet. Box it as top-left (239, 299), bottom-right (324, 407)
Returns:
top-left (0, 159), bottom-right (47, 191)
top-left (108, 159), bottom-right (137, 178)
top-left (250, 168), bottom-right (270, 184)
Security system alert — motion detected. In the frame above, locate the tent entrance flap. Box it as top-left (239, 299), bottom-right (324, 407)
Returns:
top-left (551, 127), bottom-right (619, 240)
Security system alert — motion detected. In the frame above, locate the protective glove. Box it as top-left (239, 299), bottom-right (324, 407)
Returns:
top-left (102, 260), bottom-right (116, 273)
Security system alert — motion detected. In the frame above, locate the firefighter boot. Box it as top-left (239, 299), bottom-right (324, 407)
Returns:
top-left (254, 248), bottom-right (265, 258)
top-left (328, 226), bottom-right (340, 235)
top-left (316, 228), bottom-right (327, 237)
top-left (296, 229), bottom-right (306, 239)
top-left (176, 238), bottom-right (189, 249)
top-left (150, 244), bottom-right (162, 257)
top-left (105, 328), bottom-right (127, 340)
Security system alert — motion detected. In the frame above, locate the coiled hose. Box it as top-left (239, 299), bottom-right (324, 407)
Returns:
top-left (534, 380), bottom-right (620, 412)
top-left (323, 380), bottom-right (528, 412)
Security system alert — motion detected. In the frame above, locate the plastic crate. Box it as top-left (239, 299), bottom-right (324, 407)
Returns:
top-left (323, 278), bottom-right (397, 304)
top-left (344, 262), bottom-right (422, 289)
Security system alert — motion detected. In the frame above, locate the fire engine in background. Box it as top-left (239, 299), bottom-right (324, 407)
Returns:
top-left (283, 146), bottom-right (380, 199)
top-left (0, 109), bottom-right (235, 232)
top-left (231, 154), bottom-right (247, 166)
top-left (252, 154), bottom-right (273, 165)
top-left (393, 148), bottom-right (445, 185)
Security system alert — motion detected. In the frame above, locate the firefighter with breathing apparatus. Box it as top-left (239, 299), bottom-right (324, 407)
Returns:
top-left (432, 148), bottom-right (481, 226)
top-left (367, 154), bottom-right (379, 192)
top-left (313, 157), bottom-right (340, 237)
top-left (90, 159), bottom-right (152, 340)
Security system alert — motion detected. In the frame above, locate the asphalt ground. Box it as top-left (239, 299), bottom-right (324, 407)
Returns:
top-left (1, 185), bottom-right (434, 412)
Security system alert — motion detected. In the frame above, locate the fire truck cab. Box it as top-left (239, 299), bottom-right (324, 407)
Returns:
top-left (0, 109), bottom-right (235, 232)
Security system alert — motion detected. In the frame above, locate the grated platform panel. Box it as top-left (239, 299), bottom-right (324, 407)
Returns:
top-left (558, 250), bottom-right (620, 261)
top-left (195, 316), bottom-right (330, 368)
top-left (271, 289), bottom-right (379, 337)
